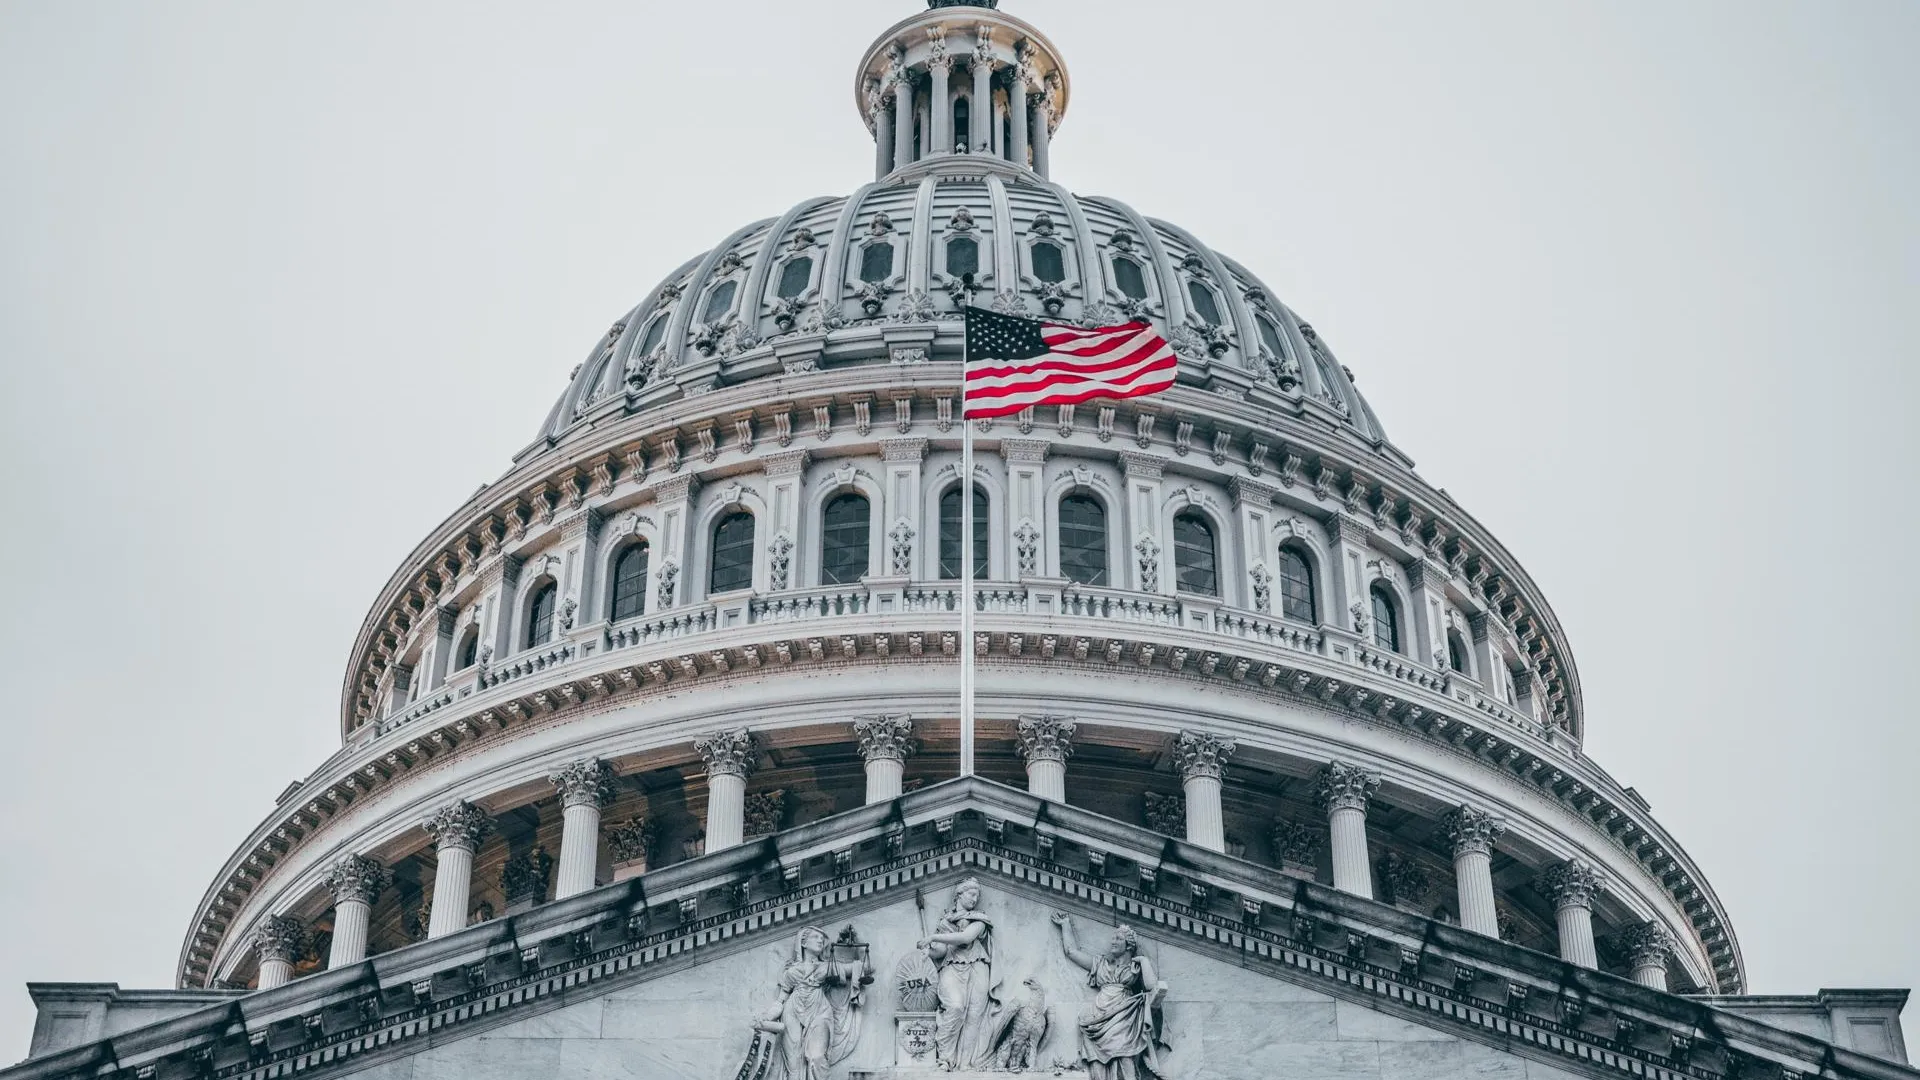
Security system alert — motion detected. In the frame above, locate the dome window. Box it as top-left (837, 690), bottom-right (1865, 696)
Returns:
top-left (702, 280), bottom-right (738, 323)
top-left (777, 257), bottom-right (813, 299)
top-left (1256, 314), bottom-right (1287, 358)
top-left (859, 242), bottom-right (895, 284)
top-left (946, 236), bottom-right (979, 279)
top-left (1172, 512), bottom-right (1218, 597)
top-left (1113, 257), bottom-right (1149, 301)
top-left (820, 493), bottom-right (872, 586)
top-left (1448, 629), bottom-right (1471, 676)
top-left (526, 582), bottom-right (558, 649)
top-left (710, 512), bottom-right (756, 594)
top-left (952, 97), bottom-right (971, 152)
top-left (1031, 241), bottom-right (1066, 284)
top-left (939, 485), bottom-right (990, 580)
top-left (1369, 583), bottom-right (1400, 654)
top-left (1188, 280), bottom-right (1223, 326)
top-left (1058, 493), bottom-right (1109, 587)
top-left (454, 628), bottom-right (479, 672)
top-left (636, 314), bottom-right (668, 356)
top-left (610, 541), bottom-right (650, 622)
top-left (1277, 546), bottom-right (1316, 624)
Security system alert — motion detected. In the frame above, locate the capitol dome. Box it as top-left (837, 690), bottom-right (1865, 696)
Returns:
top-left (48, 7), bottom-right (1920, 1080)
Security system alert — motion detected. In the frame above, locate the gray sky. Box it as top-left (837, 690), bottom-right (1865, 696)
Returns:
top-left (2, 0), bottom-right (1915, 1057)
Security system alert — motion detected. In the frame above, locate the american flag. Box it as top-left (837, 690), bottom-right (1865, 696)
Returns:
top-left (963, 306), bottom-right (1176, 419)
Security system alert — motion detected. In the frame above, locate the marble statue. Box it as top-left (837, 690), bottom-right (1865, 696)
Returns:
top-left (752, 925), bottom-right (871, 1080)
top-left (919, 877), bottom-right (996, 1068)
top-left (1051, 914), bottom-right (1170, 1080)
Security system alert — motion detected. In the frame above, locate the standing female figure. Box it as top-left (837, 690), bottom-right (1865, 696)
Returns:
top-left (1050, 913), bottom-right (1169, 1080)
top-left (758, 925), bottom-right (870, 1080)
top-left (918, 877), bottom-right (996, 1068)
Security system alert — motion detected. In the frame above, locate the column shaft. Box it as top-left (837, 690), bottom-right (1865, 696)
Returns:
top-left (894, 81), bottom-right (916, 170)
top-left (1556, 902), bottom-right (1598, 968)
top-left (427, 845), bottom-right (473, 939)
top-left (706, 771), bottom-right (746, 852)
top-left (1328, 805), bottom-right (1373, 899)
top-left (1026, 758), bottom-right (1065, 802)
top-left (1032, 102), bottom-right (1051, 177)
top-left (929, 64), bottom-right (951, 155)
top-left (1634, 961), bottom-right (1669, 991)
top-left (1182, 774), bottom-right (1225, 852)
top-left (865, 756), bottom-right (904, 803)
top-left (556, 801), bottom-right (602, 899)
top-left (970, 61), bottom-right (992, 152)
top-left (1009, 79), bottom-right (1029, 167)
top-left (328, 899), bottom-right (371, 969)
top-left (257, 959), bottom-right (294, 991)
top-left (874, 106), bottom-right (895, 179)
top-left (1453, 848), bottom-right (1499, 936)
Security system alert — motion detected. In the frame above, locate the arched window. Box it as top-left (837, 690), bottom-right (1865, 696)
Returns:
top-left (776, 257), bottom-right (813, 299)
top-left (1113, 257), bottom-right (1148, 300)
top-left (1256, 314), bottom-right (1288, 358)
top-left (859, 243), bottom-right (894, 284)
top-left (1370, 584), bottom-right (1400, 653)
top-left (710, 512), bottom-right (756, 594)
top-left (820, 493), bottom-right (872, 586)
top-left (953, 97), bottom-right (970, 152)
top-left (1172, 512), bottom-right (1218, 596)
top-left (1188, 280), bottom-right (1223, 326)
top-left (1031, 241), bottom-right (1066, 284)
top-left (1277, 546), bottom-right (1316, 624)
top-left (1447, 630), bottom-right (1470, 675)
top-left (610, 541), bottom-right (650, 622)
top-left (939, 485), bottom-right (990, 580)
top-left (526, 582), bottom-right (557, 649)
top-left (454, 629), bottom-right (479, 671)
top-left (1058, 494), bottom-right (1109, 587)
top-left (1315, 356), bottom-right (1344, 401)
top-left (702, 279), bottom-right (738, 323)
top-left (946, 236), bottom-right (979, 279)
top-left (636, 314), bottom-right (668, 356)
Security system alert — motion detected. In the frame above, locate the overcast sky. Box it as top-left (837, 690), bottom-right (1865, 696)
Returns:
top-left (2, 0), bottom-right (1916, 1058)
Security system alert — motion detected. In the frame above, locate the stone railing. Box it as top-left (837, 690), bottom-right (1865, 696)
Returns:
top-left (479, 642), bottom-right (578, 690)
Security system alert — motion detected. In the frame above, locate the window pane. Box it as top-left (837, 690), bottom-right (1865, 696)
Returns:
top-left (527, 584), bottom-right (556, 648)
top-left (1172, 513), bottom-right (1217, 596)
top-left (1188, 280), bottom-right (1223, 326)
top-left (455, 632), bottom-right (478, 671)
top-left (702, 280), bottom-right (737, 323)
top-left (777, 257), bottom-right (813, 299)
top-left (1448, 632), bottom-right (1468, 674)
top-left (1113, 257), bottom-right (1148, 300)
top-left (1257, 315), bottom-right (1287, 357)
top-left (860, 243), bottom-right (894, 283)
top-left (946, 237), bottom-right (978, 279)
top-left (1031, 241), bottom-right (1065, 283)
top-left (820, 494), bottom-right (871, 585)
top-left (939, 486), bottom-right (990, 580)
top-left (611, 542), bottom-right (650, 622)
top-left (710, 513), bottom-right (756, 594)
top-left (1058, 494), bottom-right (1108, 586)
top-left (1371, 586), bottom-right (1399, 653)
top-left (953, 98), bottom-right (970, 151)
top-left (638, 315), bottom-right (667, 355)
top-left (1278, 548), bottom-right (1316, 623)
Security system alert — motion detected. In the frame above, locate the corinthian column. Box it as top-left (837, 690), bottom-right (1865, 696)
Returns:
top-left (324, 855), bottom-right (388, 968)
top-left (252, 916), bottom-right (306, 990)
top-left (1315, 762), bottom-right (1381, 899)
top-left (971, 28), bottom-right (994, 153)
top-left (1440, 805), bottom-right (1505, 937)
top-left (1015, 715), bottom-right (1076, 801)
top-left (927, 29), bottom-right (952, 155)
top-left (1008, 47), bottom-right (1031, 168)
top-left (422, 801), bottom-right (491, 939)
top-left (695, 729), bottom-right (757, 853)
top-left (549, 758), bottom-right (616, 899)
top-left (892, 55), bottom-right (916, 170)
top-left (853, 715), bottom-right (916, 803)
top-left (1621, 921), bottom-right (1677, 991)
top-left (1172, 731), bottom-right (1236, 852)
top-left (1539, 859), bottom-right (1604, 968)
top-left (1032, 73), bottom-right (1059, 178)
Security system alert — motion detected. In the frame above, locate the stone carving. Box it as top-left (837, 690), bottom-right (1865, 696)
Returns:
top-left (990, 290), bottom-right (1026, 317)
top-left (949, 205), bottom-right (978, 233)
top-left (1030, 211), bottom-right (1056, 236)
top-left (894, 289), bottom-right (937, 323)
top-left (1376, 851), bottom-right (1431, 905)
top-left (768, 532), bottom-right (794, 591)
top-left (771, 295), bottom-right (809, 332)
top-left (324, 855), bottom-right (389, 906)
top-left (1314, 761), bottom-right (1380, 814)
top-left (1440, 805), bottom-right (1506, 857)
top-left (989, 977), bottom-right (1053, 1071)
top-left (1135, 533), bottom-right (1160, 592)
top-left (1050, 914), bottom-right (1170, 1078)
top-left (696, 728), bottom-right (758, 779)
top-left (1034, 280), bottom-right (1069, 316)
top-left (919, 878), bottom-right (997, 1068)
top-left (1620, 921), bottom-right (1677, 970)
top-left (743, 790), bottom-right (787, 839)
top-left (1142, 792), bottom-right (1185, 837)
top-left (549, 758), bottom-right (616, 809)
top-left (857, 279), bottom-right (891, 318)
top-left (1014, 520), bottom-right (1040, 577)
top-left (557, 597), bottom-right (577, 633)
top-left (623, 348), bottom-right (658, 392)
top-left (251, 915), bottom-right (307, 966)
top-left (1268, 818), bottom-right (1324, 870)
top-left (1015, 715), bottom-right (1076, 764)
top-left (604, 816), bottom-right (655, 867)
top-left (1170, 731), bottom-right (1236, 781)
top-left (656, 559), bottom-right (680, 608)
top-left (1539, 859), bottom-right (1604, 910)
top-left (889, 519), bottom-right (916, 575)
top-left (500, 845), bottom-right (554, 908)
top-left (1248, 561), bottom-right (1273, 613)
top-left (1168, 324), bottom-right (1208, 360)
top-left (890, 346), bottom-right (929, 365)
top-left (421, 801), bottom-right (491, 853)
top-left (745, 924), bottom-right (873, 1080)
top-left (853, 715), bottom-right (916, 763)
top-left (1266, 349), bottom-right (1302, 390)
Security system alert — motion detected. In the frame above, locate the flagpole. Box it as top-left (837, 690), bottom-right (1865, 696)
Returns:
top-left (959, 364), bottom-right (976, 779)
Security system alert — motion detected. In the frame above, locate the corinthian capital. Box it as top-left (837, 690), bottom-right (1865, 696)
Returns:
top-left (1538, 859), bottom-right (1604, 910)
top-left (1314, 761), bottom-right (1380, 814)
top-left (925, 26), bottom-right (952, 73)
top-left (695, 728), bottom-right (758, 779)
top-left (1619, 921), bottom-right (1677, 970)
top-left (421, 800), bottom-right (492, 853)
top-left (1171, 731), bottom-right (1237, 781)
top-left (853, 715), bottom-right (917, 764)
top-left (549, 758), bottom-right (616, 809)
top-left (325, 854), bottom-right (389, 907)
top-left (1439, 805), bottom-right (1507, 858)
top-left (1015, 715), bottom-right (1077, 764)
top-left (251, 915), bottom-right (307, 966)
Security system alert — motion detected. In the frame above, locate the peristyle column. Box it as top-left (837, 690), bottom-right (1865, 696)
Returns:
top-left (853, 715), bottom-right (917, 802)
top-left (695, 728), bottom-right (757, 853)
top-left (1315, 761), bottom-right (1381, 899)
top-left (324, 855), bottom-right (388, 968)
top-left (970, 28), bottom-right (994, 153)
top-left (1622, 921), bottom-right (1677, 991)
top-left (893, 63), bottom-right (916, 170)
top-left (1008, 57), bottom-right (1030, 167)
top-left (252, 916), bottom-right (305, 990)
top-left (1539, 859), bottom-right (1604, 968)
top-left (1032, 73), bottom-right (1059, 178)
top-left (871, 80), bottom-right (895, 180)
top-left (1015, 715), bottom-right (1076, 801)
top-left (549, 758), bottom-right (616, 899)
top-left (1171, 731), bottom-right (1236, 852)
top-left (1440, 805), bottom-right (1505, 937)
top-left (421, 800), bottom-right (491, 939)
top-left (927, 28), bottom-right (952, 155)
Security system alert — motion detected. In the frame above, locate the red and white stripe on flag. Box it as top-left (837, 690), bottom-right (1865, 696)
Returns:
top-left (963, 320), bottom-right (1177, 419)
